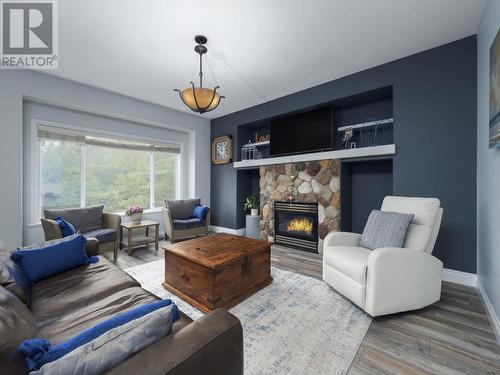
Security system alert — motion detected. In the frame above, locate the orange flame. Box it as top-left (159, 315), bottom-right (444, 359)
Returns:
top-left (287, 218), bottom-right (313, 234)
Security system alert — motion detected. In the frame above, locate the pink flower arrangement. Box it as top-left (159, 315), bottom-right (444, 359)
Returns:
top-left (126, 205), bottom-right (144, 216)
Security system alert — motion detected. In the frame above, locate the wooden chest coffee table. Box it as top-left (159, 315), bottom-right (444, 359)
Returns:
top-left (162, 233), bottom-right (272, 313)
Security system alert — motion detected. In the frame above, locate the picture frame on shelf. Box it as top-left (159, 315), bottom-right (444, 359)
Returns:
top-left (212, 135), bottom-right (233, 164)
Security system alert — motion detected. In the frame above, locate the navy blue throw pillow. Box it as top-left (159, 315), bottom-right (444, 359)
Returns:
top-left (10, 235), bottom-right (98, 283)
top-left (55, 216), bottom-right (76, 237)
top-left (192, 205), bottom-right (209, 220)
top-left (19, 299), bottom-right (180, 371)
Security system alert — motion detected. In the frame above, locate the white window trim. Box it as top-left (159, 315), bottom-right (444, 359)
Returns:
top-left (30, 122), bottom-right (41, 224)
top-left (30, 119), bottom-right (185, 224)
top-left (149, 151), bottom-right (155, 210)
top-left (80, 144), bottom-right (86, 207)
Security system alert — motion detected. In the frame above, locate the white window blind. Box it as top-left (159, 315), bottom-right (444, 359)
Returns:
top-left (37, 125), bottom-right (181, 154)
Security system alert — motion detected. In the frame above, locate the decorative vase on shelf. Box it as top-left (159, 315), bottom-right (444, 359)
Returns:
top-left (131, 212), bottom-right (142, 224)
top-left (251, 208), bottom-right (259, 217)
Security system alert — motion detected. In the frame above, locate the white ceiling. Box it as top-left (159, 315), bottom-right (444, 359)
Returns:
top-left (49, 0), bottom-right (487, 119)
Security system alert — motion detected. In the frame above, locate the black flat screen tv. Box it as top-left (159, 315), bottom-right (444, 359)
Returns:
top-left (269, 106), bottom-right (333, 156)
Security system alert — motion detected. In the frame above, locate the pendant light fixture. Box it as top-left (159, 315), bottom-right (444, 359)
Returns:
top-left (175, 35), bottom-right (224, 114)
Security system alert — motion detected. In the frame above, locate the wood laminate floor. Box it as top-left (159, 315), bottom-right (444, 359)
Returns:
top-left (102, 240), bottom-right (500, 375)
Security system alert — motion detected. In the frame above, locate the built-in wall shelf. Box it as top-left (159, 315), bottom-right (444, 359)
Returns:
top-left (233, 144), bottom-right (396, 170)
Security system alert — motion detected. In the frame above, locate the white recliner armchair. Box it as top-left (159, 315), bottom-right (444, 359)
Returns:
top-left (322, 196), bottom-right (443, 317)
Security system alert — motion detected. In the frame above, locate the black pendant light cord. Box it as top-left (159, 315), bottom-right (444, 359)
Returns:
top-left (199, 51), bottom-right (203, 88)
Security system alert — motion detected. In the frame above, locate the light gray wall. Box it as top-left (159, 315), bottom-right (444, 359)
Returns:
top-left (477, 0), bottom-right (500, 328)
top-left (0, 70), bottom-right (210, 248)
top-left (22, 101), bottom-right (191, 245)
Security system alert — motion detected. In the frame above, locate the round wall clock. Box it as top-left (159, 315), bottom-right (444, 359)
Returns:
top-left (212, 135), bottom-right (232, 164)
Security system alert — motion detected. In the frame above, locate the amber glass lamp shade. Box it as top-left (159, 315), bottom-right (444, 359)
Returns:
top-left (179, 86), bottom-right (222, 113)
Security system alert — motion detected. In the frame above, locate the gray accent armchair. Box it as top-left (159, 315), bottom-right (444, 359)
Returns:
top-left (41, 205), bottom-right (121, 260)
top-left (162, 199), bottom-right (209, 243)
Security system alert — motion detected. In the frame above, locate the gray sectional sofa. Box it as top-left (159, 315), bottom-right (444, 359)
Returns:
top-left (0, 239), bottom-right (243, 374)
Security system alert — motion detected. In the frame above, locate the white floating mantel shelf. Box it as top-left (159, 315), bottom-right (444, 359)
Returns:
top-left (233, 144), bottom-right (396, 170)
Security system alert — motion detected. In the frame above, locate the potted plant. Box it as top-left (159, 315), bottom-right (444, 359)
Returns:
top-left (126, 205), bottom-right (144, 224)
top-left (244, 194), bottom-right (260, 216)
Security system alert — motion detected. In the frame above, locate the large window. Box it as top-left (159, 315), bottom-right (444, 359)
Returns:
top-left (37, 125), bottom-right (180, 217)
top-left (40, 139), bottom-right (81, 210)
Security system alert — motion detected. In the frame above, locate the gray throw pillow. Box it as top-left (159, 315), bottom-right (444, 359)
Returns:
top-left (360, 210), bottom-right (414, 250)
top-left (32, 303), bottom-right (176, 375)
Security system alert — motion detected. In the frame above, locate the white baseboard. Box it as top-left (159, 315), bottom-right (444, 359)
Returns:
top-left (209, 225), bottom-right (246, 236)
top-left (442, 268), bottom-right (477, 287)
top-left (423, 268), bottom-right (500, 345)
top-left (477, 279), bottom-right (500, 345)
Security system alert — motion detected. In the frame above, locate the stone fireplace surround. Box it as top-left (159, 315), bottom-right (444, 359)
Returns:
top-left (259, 159), bottom-right (340, 254)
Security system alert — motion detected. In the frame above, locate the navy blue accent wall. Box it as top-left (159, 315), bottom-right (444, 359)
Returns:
top-left (211, 36), bottom-right (477, 273)
top-left (236, 169), bottom-right (261, 228)
top-left (341, 160), bottom-right (394, 234)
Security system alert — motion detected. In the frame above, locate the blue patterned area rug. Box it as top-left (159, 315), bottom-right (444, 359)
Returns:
top-left (125, 260), bottom-right (371, 375)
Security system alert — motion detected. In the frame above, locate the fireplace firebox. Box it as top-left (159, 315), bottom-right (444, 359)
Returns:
top-left (274, 201), bottom-right (318, 252)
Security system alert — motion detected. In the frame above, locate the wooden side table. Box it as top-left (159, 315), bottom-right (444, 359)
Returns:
top-left (120, 220), bottom-right (160, 256)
